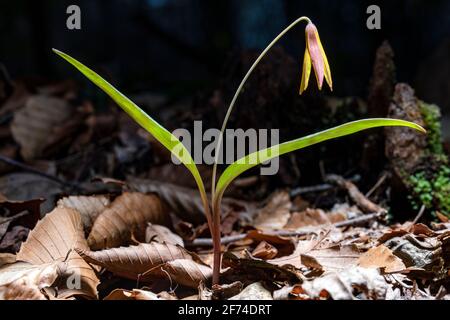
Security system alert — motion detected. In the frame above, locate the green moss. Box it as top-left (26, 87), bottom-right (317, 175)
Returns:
top-left (406, 102), bottom-right (449, 217)
top-left (408, 165), bottom-right (450, 215)
top-left (419, 101), bottom-right (444, 155)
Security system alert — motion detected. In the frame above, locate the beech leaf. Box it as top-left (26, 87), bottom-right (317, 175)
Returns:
top-left (57, 195), bottom-right (110, 234)
top-left (87, 192), bottom-right (170, 250)
top-left (17, 207), bottom-right (99, 299)
top-left (0, 261), bottom-right (60, 300)
top-left (76, 242), bottom-right (193, 280)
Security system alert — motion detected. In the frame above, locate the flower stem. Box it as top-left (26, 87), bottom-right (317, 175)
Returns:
top-left (211, 16), bottom-right (311, 198)
top-left (209, 16), bottom-right (312, 286)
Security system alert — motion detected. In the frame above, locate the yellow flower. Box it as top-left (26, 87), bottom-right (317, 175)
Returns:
top-left (299, 22), bottom-right (332, 94)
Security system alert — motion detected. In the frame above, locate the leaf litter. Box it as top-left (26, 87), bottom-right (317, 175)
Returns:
top-left (0, 46), bottom-right (449, 300)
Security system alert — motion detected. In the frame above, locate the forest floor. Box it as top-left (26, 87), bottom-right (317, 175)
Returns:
top-left (0, 43), bottom-right (449, 300)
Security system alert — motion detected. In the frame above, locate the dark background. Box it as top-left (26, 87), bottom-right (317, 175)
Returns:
top-left (1, 0), bottom-right (449, 144)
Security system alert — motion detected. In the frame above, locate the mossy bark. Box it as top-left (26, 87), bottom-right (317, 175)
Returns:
top-left (385, 84), bottom-right (449, 217)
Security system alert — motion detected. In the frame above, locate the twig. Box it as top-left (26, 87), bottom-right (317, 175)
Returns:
top-left (411, 204), bottom-right (426, 225)
top-left (290, 175), bottom-right (361, 197)
top-left (0, 154), bottom-right (82, 191)
top-left (290, 183), bottom-right (334, 197)
top-left (187, 212), bottom-right (380, 247)
top-left (326, 174), bottom-right (386, 214)
top-left (365, 172), bottom-right (388, 198)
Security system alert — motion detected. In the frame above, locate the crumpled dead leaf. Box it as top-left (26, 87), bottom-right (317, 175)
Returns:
top-left (57, 195), bottom-right (110, 234)
top-left (228, 282), bottom-right (273, 300)
top-left (0, 261), bottom-right (60, 300)
top-left (145, 223), bottom-right (184, 247)
top-left (76, 242), bottom-right (192, 280)
top-left (87, 192), bottom-right (170, 250)
top-left (10, 95), bottom-right (76, 160)
top-left (252, 241), bottom-right (278, 260)
top-left (285, 208), bottom-right (346, 229)
top-left (17, 207), bottom-right (99, 299)
top-left (128, 179), bottom-right (206, 224)
top-left (300, 266), bottom-right (389, 300)
top-left (0, 253), bottom-right (16, 267)
top-left (103, 288), bottom-right (161, 300)
top-left (253, 191), bottom-right (291, 230)
top-left (144, 258), bottom-right (212, 288)
top-left (269, 237), bottom-right (360, 272)
top-left (357, 244), bottom-right (406, 273)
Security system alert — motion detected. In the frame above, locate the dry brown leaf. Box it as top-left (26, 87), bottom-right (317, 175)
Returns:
top-left (145, 223), bottom-right (184, 247)
top-left (0, 253), bottom-right (16, 267)
top-left (57, 195), bottom-right (110, 234)
top-left (0, 261), bottom-right (60, 300)
top-left (300, 267), bottom-right (389, 300)
top-left (87, 192), bottom-right (170, 250)
top-left (252, 241), bottom-right (278, 260)
top-left (10, 96), bottom-right (75, 160)
top-left (253, 191), bottom-right (291, 230)
top-left (76, 242), bottom-right (193, 280)
top-left (285, 208), bottom-right (346, 229)
top-left (357, 245), bottom-right (406, 273)
top-left (300, 244), bottom-right (361, 272)
top-left (270, 238), bottom-right (360, 272)
top-left (17, 207), bottom-right (99, 299)
top-left (103, 288), bottom-right (161, 300)
top-left (128, 179), bottom-right (206, 224)
top-left (144, 259), bottom-right (212, 288)
top-left (228, 282), bottom-right (273, 300)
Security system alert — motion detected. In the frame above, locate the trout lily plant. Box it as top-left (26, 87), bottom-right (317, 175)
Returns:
top-left (53, 16), bottom-right (425, 286)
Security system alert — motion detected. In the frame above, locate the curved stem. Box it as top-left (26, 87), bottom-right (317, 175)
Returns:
top-left (211, 16), bottom-right (311, 198)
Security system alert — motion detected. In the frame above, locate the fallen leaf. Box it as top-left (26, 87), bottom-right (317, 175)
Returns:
top-left (300, 244), bottom-right (361, 272)
top-left (87, 192), bottom-right (170, 250)
top-left (104, 288), bottom-right (161, 300)
top-left (145, 223), bottom-right (184, 247)
top-left (17, 207), bottom-right (99, 299)
top-left (144, 259), bottom-right (212, 288)
top-left (269, 237), bottom-right (361, 272)
top-left (10, 95), bottom-right (76, 160)
top-left (222, 251), bottom-right (300, 284)
top-left (228, 282), bottom-right (273, 300)
top-left (211, 281), bottom-right (243, 300)
top-left (0, 253), bottom-right (16, 267)
top-left (57, 195), bottom-right (110, 234)
top-left (300, 267), bottom-right (389, 300)
top-left (285, 208), bottom-right (346, 229)
top-left (252, 241), bottom-right (278, 260)
top-left (357, 245), bottom-right (406, 273)
top-left (76, 242), bottom-right (193, 281)
top-left (253, 191), bottom-right (291, 230)
top-left (0, 261), bottom-right (60, 300)
top-left (128, 179), bottom-right (206, 224)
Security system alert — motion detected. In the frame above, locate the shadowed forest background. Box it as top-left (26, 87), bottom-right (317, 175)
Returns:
top-left (1, 0), bottom-right (450, 114)
top-left (0, 0), bottom-right (449, 301)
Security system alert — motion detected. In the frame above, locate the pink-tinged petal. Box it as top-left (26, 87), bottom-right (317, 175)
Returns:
top-left (305, 23), bottom-right (325, 89)
top-left (316, 31), bottom-right (333, 91)
top-left (299, 47), bottom-right (312, 95)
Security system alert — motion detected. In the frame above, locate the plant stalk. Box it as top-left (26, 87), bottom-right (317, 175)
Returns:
top-left (209, 16), bottom-right (312, 286)
top-left (210, 16), bottom-right (311, 198)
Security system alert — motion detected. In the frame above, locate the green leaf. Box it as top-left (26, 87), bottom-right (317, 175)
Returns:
top-left (215, 118), bottom-right (425, 201)
top-left (52, 49), bottom-right (208, 204)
